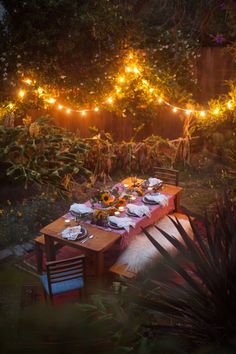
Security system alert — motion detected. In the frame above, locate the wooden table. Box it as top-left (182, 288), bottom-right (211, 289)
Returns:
top-left (40, 178), bottom-right (182, 278)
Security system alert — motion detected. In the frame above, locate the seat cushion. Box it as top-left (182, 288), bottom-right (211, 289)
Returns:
top-left (40, 273), bottom-right (84, 295)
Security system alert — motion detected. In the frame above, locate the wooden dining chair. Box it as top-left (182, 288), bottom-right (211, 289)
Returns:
top-left (39, 255), bottom-right (86, 302)
top-left (154, 167), bottom-right (179, 186)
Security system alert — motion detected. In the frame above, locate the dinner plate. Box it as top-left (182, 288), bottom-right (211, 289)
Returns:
top-left (107, 221), bottom-right (124, 230)
top-left (70, 227), bottom-right (88, 241)
top-left (142, 196), bottom-right (159, 205)
top-left (70, 210), bottom-right (92, 218)
top-left (126, 209), bottom-right (142, 217)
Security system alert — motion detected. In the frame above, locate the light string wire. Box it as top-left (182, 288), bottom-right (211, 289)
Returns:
top-left (5, 51), bottom-right (236, 118)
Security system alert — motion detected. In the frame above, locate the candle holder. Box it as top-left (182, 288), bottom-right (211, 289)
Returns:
top-left (64, 219), bottom-right (71, 227)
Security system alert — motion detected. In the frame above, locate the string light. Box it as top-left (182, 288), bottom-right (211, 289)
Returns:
top-left (107, 97), bottom-right (113, 104)
top-left (15, 50), bottom-right (236, 119)
top-left (23, 78), bottom-right (32, 85)
top-left (47, 97), bottom-right (56, 104)
top-left (118, 76), bottom-right (125, 83)
top-left (37, 87), bottom-right (43, 95)
top-left (8, 103), bottom-right (14, 109)
top-left (18, 90), bottom-right (25, 98)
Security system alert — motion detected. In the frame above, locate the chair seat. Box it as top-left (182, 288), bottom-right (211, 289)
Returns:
top-left (40, 273), bottom-right (84, 295)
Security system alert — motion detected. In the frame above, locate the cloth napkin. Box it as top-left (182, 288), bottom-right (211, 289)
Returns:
top-left (70, 203), bottom-right (93, 215)
top-left (127, 203), bottom-right (150, 217)
top-left (61, 226), bottom-right (82, 240)
top-left (148, 177), bottom-right (163, 186)
top-left (145, 193), bottom-right (168, 207)
top-left (108, 216), bottom-right (135, 232)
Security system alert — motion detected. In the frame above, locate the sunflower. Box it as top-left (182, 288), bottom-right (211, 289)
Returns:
top-left (101, 192), bottom-right (112, 205)
top-left (116, 197), bottom-right (127, 207)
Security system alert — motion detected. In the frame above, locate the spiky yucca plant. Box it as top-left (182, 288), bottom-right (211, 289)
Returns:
top-left (140, 194), bottom-right (236, 352)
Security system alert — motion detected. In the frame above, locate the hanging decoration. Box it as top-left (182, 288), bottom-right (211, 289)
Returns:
top-left (3, 51), bottom-right (236, 120)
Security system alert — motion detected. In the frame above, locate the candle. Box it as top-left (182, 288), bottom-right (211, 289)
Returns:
top-left (64, 219), bottom-right (71, 226)
top-left (114, 211), bottom-right (120, 216)
top-left (118, 206), bottom-right (125, 212)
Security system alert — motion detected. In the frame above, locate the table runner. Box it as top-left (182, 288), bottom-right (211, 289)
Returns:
top-left (64, 183), bottom-right (175, 249)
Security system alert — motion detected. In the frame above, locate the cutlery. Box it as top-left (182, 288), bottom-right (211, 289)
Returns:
top-left (80, 234), bottom-right (94, 243)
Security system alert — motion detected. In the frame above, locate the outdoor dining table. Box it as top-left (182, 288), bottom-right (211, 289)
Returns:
top-left (40, 177), bottom-right (182, 278)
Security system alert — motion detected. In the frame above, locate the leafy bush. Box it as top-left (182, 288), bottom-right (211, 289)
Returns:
top-left (0, 116), bottom-right (90, 191)
top-left (139, 194), bottom-right (236, 353)
top-left (0, 193), bottom-right (69, 248)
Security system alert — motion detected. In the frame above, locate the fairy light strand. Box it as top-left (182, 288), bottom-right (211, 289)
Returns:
top-left (9, 52), bottom-right (236, 118)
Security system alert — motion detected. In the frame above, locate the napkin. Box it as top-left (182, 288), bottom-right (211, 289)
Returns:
top-left (70, 203), bottom-right (93, 215)
top-left (61, 226), bottom-right (82, 240)
top-left (145, 193), bottom-right (168, 207)
top-left (127, 203), bottom-right (150, 217)
top-left (148, 177), bottom-right (163, 186)
top-left (108, 216), bottom-right (135, 232)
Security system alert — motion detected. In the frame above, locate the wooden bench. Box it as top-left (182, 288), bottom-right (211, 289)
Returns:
top-left (109, 263), bottom-right (137, 279)
top-left (35, 235), bottom-right (63, 274)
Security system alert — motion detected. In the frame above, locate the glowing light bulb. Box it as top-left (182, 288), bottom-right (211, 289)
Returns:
top-left (158, 98), bottom-right (163, 103)
top-left (149, 88), bottom-right (154, 93)
top-left (128, 53), bottom-right (133, 60)
top-left (18, 90), bottom-right (25, 98)
top-left (8, 103), bottom-right (14, 109)
top-left (213, 108), bottom-right (219, 115)
top-left (133, 67), bottom-right (139, 74)
top-left (24, 78), bottom-right (32, 85)
top-left (107, 97), bottom-right (113, 104)
top-left (227, 101), bottom-right (232, 109)
top-left (142, 79), bottom-right (148, 86)
top-left (116, 87), bottom-right (121, 93)
top-left (200, 111), bottom-right (206, 117)
top-left (37, 87), bottom-right (43, 95)
top-left (66, 108), bottom-right (71, 114)
top-left (81, 110), bottom-right (86, 116)
top-left (118, 76), bottom-right (125, 83)
top-left (185, 109), bottom-right (192, 115)
top-left (57, 105), bottom-right (63, 110)
top-left (94, 107), bottom-right (99, 112)
top-left (125, 66), bottom-right (131, 72)
top-left (173, 107), bottom-right (177, 113)
top-left (48, 98), bottom-right (56, 104)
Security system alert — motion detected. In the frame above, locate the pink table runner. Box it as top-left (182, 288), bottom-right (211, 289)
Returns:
top-left (65, 183), bottom-right (175, 249)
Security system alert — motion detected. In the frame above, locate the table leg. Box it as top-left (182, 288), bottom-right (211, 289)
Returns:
top-left (44, 235), bottom-right (56, 261)
top-left (95, 252), bottom-right (104, 279)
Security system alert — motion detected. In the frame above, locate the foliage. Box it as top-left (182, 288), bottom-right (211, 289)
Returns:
top-left (139, 194), bottom-right (236, 352)
top-left (0, 292), bottom-right (143, 354)
top-left (0, 192), bottom-right (68, 248)
top-left (0, 116), bottom-right (90, 190)
top-left (84, 133), bottom-right (177, 183)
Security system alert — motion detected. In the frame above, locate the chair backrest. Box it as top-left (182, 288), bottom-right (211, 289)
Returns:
top-left (46, 255), bottom-right (85, 296)
top-left (154, 167), bottom-right (179, 186)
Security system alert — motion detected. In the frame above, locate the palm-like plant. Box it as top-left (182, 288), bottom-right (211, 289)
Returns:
top-left (139, 194), bottom-right (236, 352)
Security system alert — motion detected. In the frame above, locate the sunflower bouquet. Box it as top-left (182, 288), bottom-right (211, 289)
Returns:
top-left (91, 189), bottom-right (116, 208)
